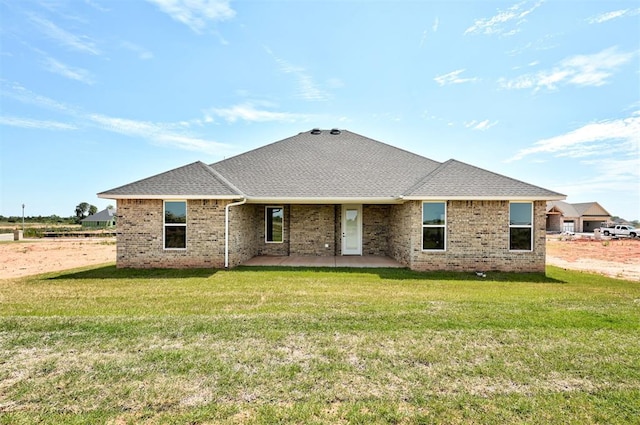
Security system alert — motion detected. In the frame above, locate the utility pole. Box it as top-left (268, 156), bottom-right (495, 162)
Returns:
top-left (22, 204), bottom-right (25, 232)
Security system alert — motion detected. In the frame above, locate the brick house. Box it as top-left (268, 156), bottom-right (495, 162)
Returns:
top-left (98, 129), bottom-right (565, 272)
top-left (80, 207), bottom-right (116, 229)
top-left (546, 201), bottom-right (611, 233)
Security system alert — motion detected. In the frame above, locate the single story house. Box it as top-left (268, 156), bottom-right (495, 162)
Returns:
top-left (80, 207), bottom-right (116, 228)
top-left (546, 201), bottom-right (611, 233)
top-left (99, 129), bottom-right (565, 272)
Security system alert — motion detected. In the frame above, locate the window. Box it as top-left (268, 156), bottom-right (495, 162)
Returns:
top-left (164, 201), bottom-right (186, 249)
top-left (422, 202), bottom-right (446, 250)
top-left (509, 202), bottom-right (532, 251)
top-left (266, 206), bottom-right (284, 243)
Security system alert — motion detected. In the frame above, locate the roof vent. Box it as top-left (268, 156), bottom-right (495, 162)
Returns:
top-left (310, 128), bottom-right (321, 135)
top-left (330, 128), bottom-right (341, 135)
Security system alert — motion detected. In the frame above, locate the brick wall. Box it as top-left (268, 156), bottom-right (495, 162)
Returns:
top-left (387, 202), bottom-right (414, 267)
top-left (116, 199), bottom-right (547, 272)
top-left (408, 200), bottom-right (546, 272)
top-left (116, 199), bottom-right (228, 268)
top-left (255, 205), bottom-right (290, 256)
top-left (290, 205), bottom-right (336, 256)
top-left (546, 213), bottom-right (562, 232)
top-left (227, 203), bottom-right (260, 267)
top-left (363, 205), bottom-right (390, 256)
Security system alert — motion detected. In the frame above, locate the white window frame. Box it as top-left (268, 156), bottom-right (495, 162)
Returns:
top-left (164, 200), bottom-right (187, 250)
top-left (422, 201), bottom-right (447, 251)
top-left (509, 201), bottom-right (533, 252)
top-left (265, 206), bottom-right (284, 244)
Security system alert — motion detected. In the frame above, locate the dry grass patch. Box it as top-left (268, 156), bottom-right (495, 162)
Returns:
top-left (1, 266), bottom-right (639, 424)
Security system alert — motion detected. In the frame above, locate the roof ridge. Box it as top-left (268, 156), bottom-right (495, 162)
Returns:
top-left (195, 161), bottom-right (245, 197)
top-left (344, 129), bottom-right (442, 164)
top-left (98, 161), bottom-right (202, 195)
top-left (402, 159), bottom-right (451, 196)
top-left (447, 159), bottom-right (565, 195)
top-left (211, 132), bottom-right (299, 166)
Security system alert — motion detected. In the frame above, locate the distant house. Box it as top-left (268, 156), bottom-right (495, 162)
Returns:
top-left (546, 201), bottom-right (611, 233)
top-left (99, 129), bottom-right (564, 272)
top-left (81, 207), bottom-right (116, 229)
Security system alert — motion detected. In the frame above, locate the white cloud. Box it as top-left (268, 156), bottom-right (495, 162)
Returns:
top-left (420, 18), bottom-right (440, 48)
top-left (464, 119), bottom-right (498, 131)
top-left (434, 69), bottom-right (479, 86)
top-left (1, 82), bottom-right (227, 154)
top-left (84, 0), bottom-right (110, 12)
top-left (507, 111), bottom-right (640, 162)
top-left (206, 103), bottom-right (314, 123)
top-left (1, 82), bottom-right (80, 115)
top-left (0, 116), bottom-right (77, 131)
top-left (29, 15), bottom-right (100, 55)
top-left (419, 30), bottom-right (428, 48)
top-left (587, 8), bottom-right (639, 24)
top-left (465, 0), bottom-right (544, 36)
top-left (553, 158), bottom-right (640, 203)
top-left (43, 57), bottom-right (95, 84)
top-left (499, 47), bottom-right (635, 90)
top-left (88, 114), bottom-right (228, 153)
top-left (146, 0), bottom-right (235, 33)
top-left (266, 47), bottom-right (331, 101)
top-left (120, 41), bottom-right (154, 60)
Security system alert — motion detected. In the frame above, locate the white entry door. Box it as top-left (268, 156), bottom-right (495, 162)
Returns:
top-left (342, 205), bottom-right (362, 255)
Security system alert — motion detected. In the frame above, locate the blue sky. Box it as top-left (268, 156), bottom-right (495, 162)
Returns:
top-left (1, 0), bottom-right (639, 220)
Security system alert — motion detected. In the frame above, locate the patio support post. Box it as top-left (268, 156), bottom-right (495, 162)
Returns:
top-left (224, 198), bottom-right (247, 269)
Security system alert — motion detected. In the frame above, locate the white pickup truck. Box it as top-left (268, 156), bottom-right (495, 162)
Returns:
top-left (599, 225), bottom-right (637, 238)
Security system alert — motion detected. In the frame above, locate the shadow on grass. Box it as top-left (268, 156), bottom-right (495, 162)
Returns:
top-left (235, 266), bottom-right (566, 283)
top-left (49, 265), bottom-right (218, 280)
top-left (49, 264), bottom-right (565, 284)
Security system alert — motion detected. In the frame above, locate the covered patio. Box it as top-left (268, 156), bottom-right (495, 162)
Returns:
top-left (241, 255), bottom-right (405, 268)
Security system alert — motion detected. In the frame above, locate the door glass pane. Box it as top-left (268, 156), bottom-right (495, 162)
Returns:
top-left (345, 209), bottom-right (358, 250)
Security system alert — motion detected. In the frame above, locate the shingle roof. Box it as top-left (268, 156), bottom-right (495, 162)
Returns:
top-left (547, 201), bottom-right (580, 217)
top-left (572, 202), bottom-right (611, 216)
top-left (404, 159), bottom-right (564, 199)
top-left (98, 130), bottom-right (565, 202)
top-left (210, 130), bottom-right (440, 199)
top-left (547, 201), bottom-right (610, 217)
top-left (81, 207), bottom-right (115, 223)
top-left (98, 161), bottom-right (241, 198)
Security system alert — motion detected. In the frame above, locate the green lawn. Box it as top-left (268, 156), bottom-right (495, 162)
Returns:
top-left (1, 266), bottom-right (639, 424)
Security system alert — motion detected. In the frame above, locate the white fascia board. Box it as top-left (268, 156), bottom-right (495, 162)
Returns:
top-left (245, 197), bottom-right (405, 204)
top-left (401, 195), bottom-right (566, 201)
top-left (97, 194), bottom-right (242, 200)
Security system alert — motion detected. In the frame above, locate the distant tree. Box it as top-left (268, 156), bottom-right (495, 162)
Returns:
top-left (75, 202), bottom-right (91, 222)
top-left (89, 205), bottom-right (98, 216)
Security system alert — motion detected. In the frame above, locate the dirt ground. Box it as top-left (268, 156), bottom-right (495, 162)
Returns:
top-left (0, 238), bottom-right (117, 279)
top-left (0, 236), bottom-right (639, 281)
top-left (546, 236), bottom-right (640, 282)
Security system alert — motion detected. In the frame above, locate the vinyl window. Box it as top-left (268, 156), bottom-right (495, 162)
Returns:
top-left (422, 202), bottom-right (446, 251)
top-left (266, 206), bottom-right (284, 243)
top-left (509, 202), bottom-right (532, 251)
top-left (164, 201), bottom-right (187, 249)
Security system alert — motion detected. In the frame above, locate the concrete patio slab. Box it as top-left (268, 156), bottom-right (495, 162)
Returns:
top-left (241, 255), bottom-right (404, 268)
